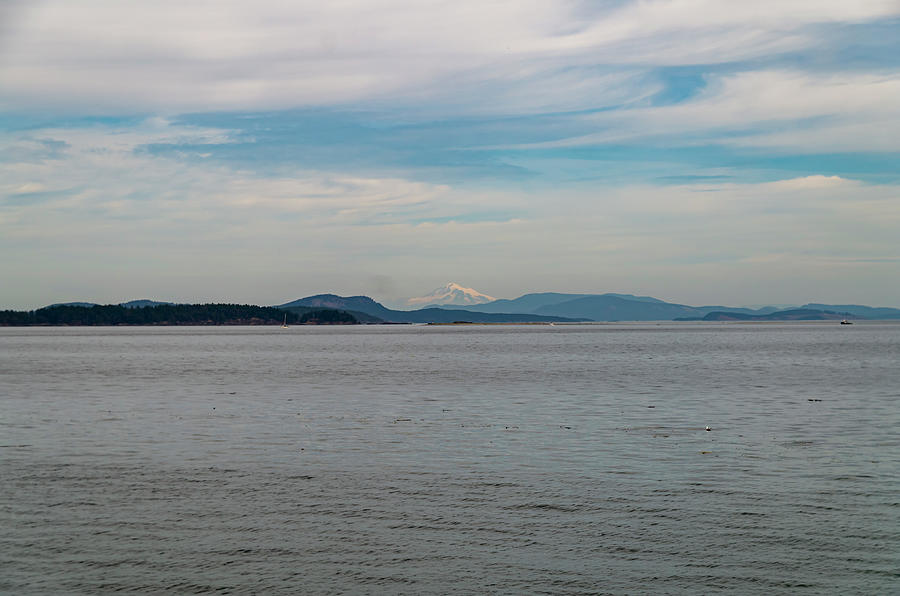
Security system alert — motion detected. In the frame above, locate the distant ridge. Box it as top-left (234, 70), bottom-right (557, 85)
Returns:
top-left (427, 291), bottom-right (900, 321)
top-left (534, 295), bottom-right (701, 321)
top-left (276, 294), bottom-right (580, 323)
top-left (277, 295), bottom-right (392, 323)
top-left (447, 292), bottom-right (766, 321)
top-left (678, 309), bottom-right (859, 322)
top-left (802, 303), bottom-right (900, 320)
top-left (275, 296), bottom-right (384, 324)
top-left (24, 294), bottom-right (900, 323)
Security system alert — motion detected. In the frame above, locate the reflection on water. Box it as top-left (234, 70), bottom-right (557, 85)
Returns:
top-left (2, 323), bottom-right (899, 593)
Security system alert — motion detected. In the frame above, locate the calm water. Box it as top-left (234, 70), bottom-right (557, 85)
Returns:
top-left (1, 323), bottom-right (898, 594)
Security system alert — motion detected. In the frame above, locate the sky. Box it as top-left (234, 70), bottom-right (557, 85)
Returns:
top-left (1, 0), bottom-right (899, 310)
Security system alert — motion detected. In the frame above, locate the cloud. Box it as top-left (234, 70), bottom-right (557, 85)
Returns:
top-left (509, 70), bottom-right (900, 152)
top-left (8, 182), bottom-right (46, 194)
top-left (0, 119), bottom-right (522, 238)
top-left (2, 120), bottom-right (898, 308)
top-left (1, 1), bottom-right (897, 114)
top-left (765, 175), bottom-right (858, 190)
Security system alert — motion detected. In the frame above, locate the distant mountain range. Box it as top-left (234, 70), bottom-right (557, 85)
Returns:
top-left (273, 292), bottom-right (900, 323)
top-left (435, 290), bottom-right (900, 321)
top-left (443, 292), bottom-right (777, 321)
top-left (275, 294), bottom-right (580, 323)
top-left (32, 291), bottom-right (900, 324)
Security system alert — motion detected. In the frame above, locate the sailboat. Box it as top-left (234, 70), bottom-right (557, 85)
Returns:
top-left (281, 313), bottom-right (289, 328)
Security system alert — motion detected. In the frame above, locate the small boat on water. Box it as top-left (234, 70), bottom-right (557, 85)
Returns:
top-left (281, 313), bottom-right (289, 328)
top-left (840, 319), bottom-right (853, 325)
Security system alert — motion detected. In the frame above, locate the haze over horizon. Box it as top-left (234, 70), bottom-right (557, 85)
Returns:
top-left (2, 1), bottom-right (899, 311)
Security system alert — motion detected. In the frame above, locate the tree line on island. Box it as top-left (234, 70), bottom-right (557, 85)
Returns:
top-left (0, 304), bottom-right (360, 326)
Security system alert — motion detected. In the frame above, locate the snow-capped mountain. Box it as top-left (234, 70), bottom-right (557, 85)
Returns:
top-left (406, 283), bottom-right (497, 308)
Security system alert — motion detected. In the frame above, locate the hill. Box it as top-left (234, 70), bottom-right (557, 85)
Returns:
top-left (677, 309), bottom-right (858, 322)
top-left (277, 303), bottom-right (384, 324)
top-left (278, 295), bottom-right (395, 319)
top-left (276, 294), bottom-right (581, 323)
top-left (534, 295), bottom-right (703, 321)
top-left (449, 292), bottom-right (768, 320)
top-left (802, 303), bottom-right (900, 320)
top-left (504, 294), bottom-right (762, 321)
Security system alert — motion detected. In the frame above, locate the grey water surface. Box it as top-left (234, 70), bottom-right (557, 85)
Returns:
top-left (1, 323), bottom-right (898, 594)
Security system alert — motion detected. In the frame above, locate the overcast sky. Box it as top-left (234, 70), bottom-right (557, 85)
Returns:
top-left (2, 0), bottom-right (899, 309)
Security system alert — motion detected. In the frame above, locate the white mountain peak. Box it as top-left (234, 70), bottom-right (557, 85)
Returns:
top-left (406, 282), bottom-right (497, 308)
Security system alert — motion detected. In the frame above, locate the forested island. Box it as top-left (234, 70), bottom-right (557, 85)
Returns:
top-left (0, 304), bottom-right (360, 326)
top-left (675, 308), bottom-right (856, 322)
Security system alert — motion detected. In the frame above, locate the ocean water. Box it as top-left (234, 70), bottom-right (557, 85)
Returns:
top-left (1, 322), bottom-right (898, 594)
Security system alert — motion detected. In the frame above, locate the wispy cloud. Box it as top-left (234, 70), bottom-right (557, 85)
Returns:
top-left (506, 70), bottom-right (900, 152)
top-left (2, 119), bottom-right (899, 307)
top-left (2, 1), bottom-right (897, 114)
top-left (765, 175), bottom-right (858, 190)
top-left (0, 119), bottom-right (521, 233)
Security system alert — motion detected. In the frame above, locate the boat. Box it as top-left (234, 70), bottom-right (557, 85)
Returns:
top-left (281, 313), bottom-right (289, 328)
top-left (840, 319), bottom-right (853, 325)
